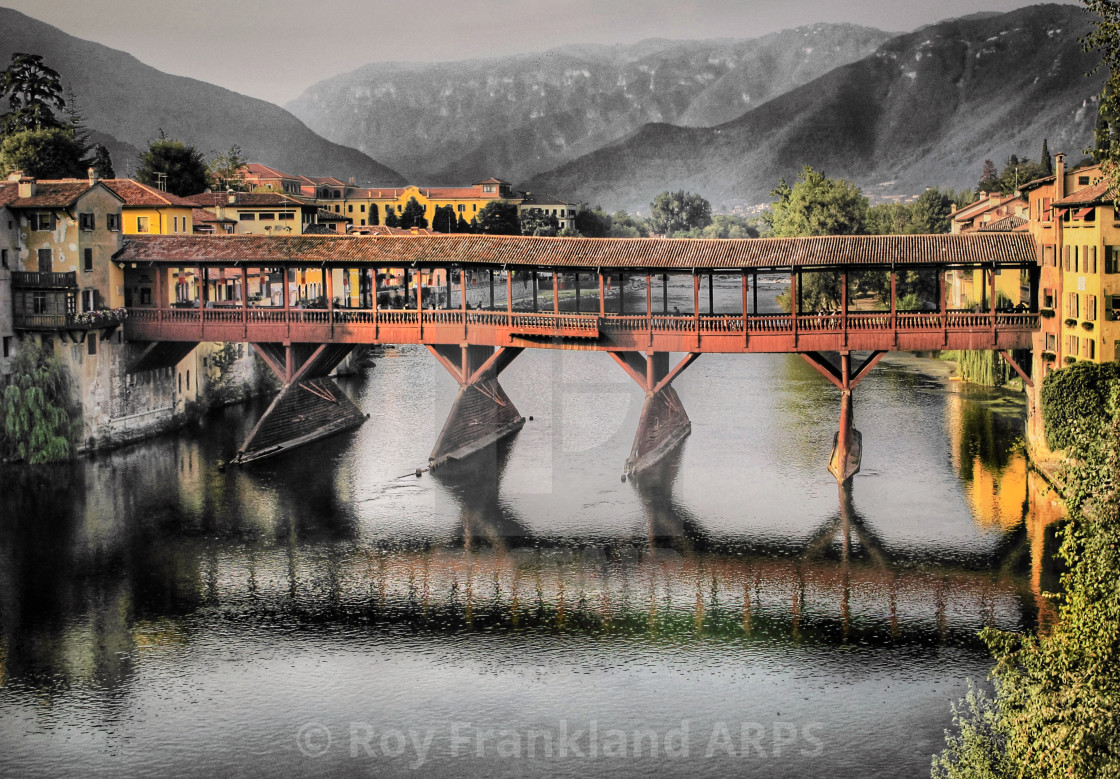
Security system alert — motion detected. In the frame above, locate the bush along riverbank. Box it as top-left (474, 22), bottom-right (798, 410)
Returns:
top-left (933, 361), bottom-right (1120, 778)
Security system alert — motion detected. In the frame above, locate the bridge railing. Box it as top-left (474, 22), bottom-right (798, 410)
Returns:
top-left (123, 307), bottom-right (1039, 339)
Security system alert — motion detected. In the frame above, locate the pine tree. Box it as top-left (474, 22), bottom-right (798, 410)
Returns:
top-left (90, 143), bottom-right (114, 178)
top-left (456, 214), bottom-right (471, 233)
top-left (1041, 138), bottom-right (1053, 175)
top-left (398, 197), bottom-right (428, 229)
top-left (979, 159), bottom-right (998, 189)
top-left (384, 204), bottom-right (400, 228)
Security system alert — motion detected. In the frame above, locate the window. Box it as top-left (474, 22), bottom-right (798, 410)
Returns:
top-left (2, 336), bottom-right (9, 358)
top-left (360, 204), bottom-right (366, 212)
top-left (81, 289), bottom-right (97, 312)
top-left (347, 205), bottom-right (353, 213)
top-left (140, 288), bottom-right (152, 305)
top-left (79, 212), bottom-right (95, 231)
top-left (1088, 294), bottom-right (1097, 321)
top-left (258, 212), bottom-right (275, 220)
top-left (87, 335), bottom-right (97, 356)
top-left (457, 204), bottom-right (465, 212)
top-left (33, 292), bottom-right (47, 314)
top-left (106, 213), bottom-right (120, 231)
top-left (1046, 333), bottom-right (1057, 351)
top-left (1, 249), bottom-right (7, 268)
top-left (1107, 246), bottom-right (1120, 273)
top-left (483, 184), bottom-right (495, 193)
top-left (31, 212), bottom-right (52, 231)
top-left (1079, 175), bottom-right (1091, 186)
top-left (1044, 289), bottom-right (1055, 309)
top-left (1112, 295), bottom-right (1120, 320)
top-left (136, 216), bottom-right (150, 233)
top-left (360, 219), bottom-right (366, 226)
top-left (37, 248), bottom-right (51, 273)
top-left (186, 370), bottom-right (190, 391)
top-left (83, 248), bottom-right (93, 272)
top-left (1087, 339), bottom-right (1096, 359)
top-left (335, 205), bottom-right (341, 213)
top-left (1087, 246), bottom-right (1098, 274)
top-left (278, 212), bottom-right (295, 220)
top-left (239, 213), bottom-right (256, 221)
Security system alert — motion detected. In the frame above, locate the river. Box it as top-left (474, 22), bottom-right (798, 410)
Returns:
top-left (0, 278), bottom-right (1062, 777)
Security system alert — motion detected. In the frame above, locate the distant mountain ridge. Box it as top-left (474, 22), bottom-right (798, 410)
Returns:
top-left (522, 3), bottom-right (1105, 212)
top-left (287, 24), bottom-right (894, 184)
top-left (0, 7), bottom-right (405, 186)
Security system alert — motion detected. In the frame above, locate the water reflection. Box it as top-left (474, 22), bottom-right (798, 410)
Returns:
top-left (0, 348), bottom-right (1070, 778)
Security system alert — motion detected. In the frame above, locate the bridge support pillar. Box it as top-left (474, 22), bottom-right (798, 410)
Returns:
top-left (610, 351), bottom-right (700, 474)
top-left (800, 351), bottom-right (885, 483)
top-left (234, 343), bottom-right (365, 464)
top-left (428, 345), bottom-right (525, 468)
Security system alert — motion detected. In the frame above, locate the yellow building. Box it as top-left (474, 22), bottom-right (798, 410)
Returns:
top-left (102, 178), bottom-right (195, 235)
top-left (1050, 172), bottom-right (1119, 364)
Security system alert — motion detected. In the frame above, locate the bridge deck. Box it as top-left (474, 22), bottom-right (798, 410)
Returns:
top-left (124, 307), bottom-right (1036, 352)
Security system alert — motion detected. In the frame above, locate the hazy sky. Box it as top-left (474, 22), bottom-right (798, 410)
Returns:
top-left (5, 0), bottom-right (1083, 105)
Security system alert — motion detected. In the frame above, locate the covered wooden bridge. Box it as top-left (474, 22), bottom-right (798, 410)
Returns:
top-left (116, 233), bottom-right (1041, 477)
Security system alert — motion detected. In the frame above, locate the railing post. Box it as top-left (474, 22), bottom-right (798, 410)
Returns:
top-left (489, 268), bottom-right (495, 311)
top-left (662, 273), bottom-right (668, 315)
top-left (989, 262), bottom-right (997, 346)
top-left (574, 272), bottom-right (581, 313)
top-left (507, 269), bottom-right (513, 329)
top-left (741, 271), bottom-right (749, 348)
top-left (282, 264), bottom-right (291, 341)
top-left (326, 264), bottom-right (334, 338)
top-left (599, 272), bottom-right (605, 318)
top-left (693, 273), bottom-right (700, 348)
top-left (708, 271), bottom-right (714, 315)
top-left (790, 269), bottom-right (799, 345)
top-left (889, 268), bottom-right (897, 347)
top-left (241, 265), bottom-right (249, 340)
top-left (460, 266), bottom-right (467, 340)
top-left (841, 269), bottom-right (849, 348)
top-left (552, 267), bottom-right (559, 317)
top-left (417, 265), bottom-right (424, 339)
top-left (939, 268), bottom-right (947, 346)
top-left (646, 273), bottom-right (653, 347)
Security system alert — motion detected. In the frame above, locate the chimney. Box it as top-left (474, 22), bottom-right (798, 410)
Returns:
top-left (1055, 152), bottom-right (1066, 200)
top-left (88, 167), bottom-right (99, 185)
top-left (17, 175), bottom-right (35, 199)
top-left (227, 189), bottom-right (237, 204)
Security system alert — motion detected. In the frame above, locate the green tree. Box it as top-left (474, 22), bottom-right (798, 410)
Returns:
top-left (909, 188), bottom-right (954, 233)
top-left (0, 341), bottom-right (80, 464)
top-left (398, 196), bottom-right (428, 229)
top-left (473, 201), bottom-right (520, 235)
top-left (89, 143), bottom-right (114, 178)
top-left (648, 190), bottom-right (712, 235)
top-left (0, 126), bottom-right (86, 178)
top-left (1084, 0), bottom-right (1120, 195)
top-left (136, 133), bottom-right (209, 196)
top-left (573, 205), bottom-right (612, 237)
top-left (763, 166), bottom-right (869, 237)
top-left (1041, 138), bottom-right (1053, 175)
top-left (0, 53), bottom-right (66, 134)
top-left (520, 208), bottom-right (559, 236)
top-left (207, 145), bottom-right (248, 191)
top-left (384, 204), bottom-right (400, 228)
top-left (610, 210), bottom-right (650, 237)
top-left (455, 213), bottom-right (470, 233)
top-left (431, 204), bottom-right (457, 233)
top-left (979, 159), bottom-right (999, 190)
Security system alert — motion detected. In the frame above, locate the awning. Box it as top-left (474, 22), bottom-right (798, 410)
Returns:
top-left (1075, 207), bottom-right (1094, 219)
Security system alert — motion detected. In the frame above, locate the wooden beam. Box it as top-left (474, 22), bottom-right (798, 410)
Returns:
top-left (608, 351), bottom-right (649, 389)
top-left (999, 350), bottom-right (1034, 387)
top-left (468, 346), bottom-right (524, 384)
top-left (427, 344), bottom-right (466, 384)
top-left (849, 351), bottom-right (886, 389)
top-left (651, 352), bottom-right (701, 396)
top-left (800, 351), bottom-right (844, 389)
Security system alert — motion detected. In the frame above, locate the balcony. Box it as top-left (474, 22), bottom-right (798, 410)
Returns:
top-left (12, 271), bottom-right (77, 289)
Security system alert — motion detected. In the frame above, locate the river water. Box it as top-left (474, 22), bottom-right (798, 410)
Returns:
top-left (0, 278), bottom-right (1062, 778)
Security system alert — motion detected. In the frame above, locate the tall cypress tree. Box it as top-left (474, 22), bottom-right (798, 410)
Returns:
top-left (1041, 138), bottom-right (1053, 174)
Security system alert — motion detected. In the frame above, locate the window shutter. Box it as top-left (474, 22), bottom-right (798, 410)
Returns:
top-left (1063, 245), bottom-right (1070, 269)
top-left (1090, 245), bottom-right (1097, 274)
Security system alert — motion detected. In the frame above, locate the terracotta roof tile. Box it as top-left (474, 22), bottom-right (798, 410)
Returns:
top-left (102, 179), bottom-right (195, 207)
top-left (8, 180), bottom-right (96, 208)
top-left (184, 192), bottom-right (306, 207)
top-left (114, 233), bottom-right (1039, 270)
top-left (1053, 179), bottom-right (1115, 207)
top-left (243, 163), bottom-right (299, 180)
top-left (0, 182), bottom-right (18, 208)
top-left (192, 208), bottom-right (235, 223)
top-left (976, 215), bottom-right (1028, 232)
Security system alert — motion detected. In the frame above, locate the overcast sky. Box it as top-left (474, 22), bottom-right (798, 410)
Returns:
top-left (5, 0), bottom-right (1082, 105)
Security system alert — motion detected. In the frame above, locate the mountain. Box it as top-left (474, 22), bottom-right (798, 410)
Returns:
top-left (286, 24), bottom-right (893, 184)
top-left (522, 4), bottom-right (1105, 212)
top-left (0, 7), bottom-right (405, 186)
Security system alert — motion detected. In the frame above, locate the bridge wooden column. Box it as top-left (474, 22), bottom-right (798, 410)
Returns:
top-left (234, 342), bottom-right (365, 464)
top-left (801, 351), bottom-right (885, 483)
top-left (428, 345), bottom-right (525, 468)
top-left (610, 350), bottom-right (700, 473)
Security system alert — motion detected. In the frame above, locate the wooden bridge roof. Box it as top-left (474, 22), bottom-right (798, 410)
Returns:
top-left (114, 232), bottom-right (1038, 270)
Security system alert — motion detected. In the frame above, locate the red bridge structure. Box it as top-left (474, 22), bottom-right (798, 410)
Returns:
top-left (117, 233), bottom-right (1040, 481)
